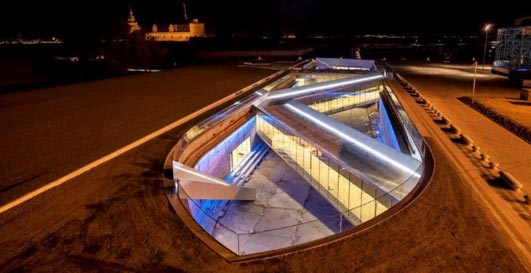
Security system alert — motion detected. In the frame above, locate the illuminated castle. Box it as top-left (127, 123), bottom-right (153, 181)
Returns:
top-left (127, 4), bottom-right (206, 42)
top-left (145, 19), bottom-right (206, 42)
top-left (127, 7), bottom-right (141, 33)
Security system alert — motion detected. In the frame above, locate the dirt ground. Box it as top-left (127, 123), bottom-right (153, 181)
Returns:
top-left (0, 64), bottom-right (272, 205)
top-left (1, 130), bottom-right (527, 273)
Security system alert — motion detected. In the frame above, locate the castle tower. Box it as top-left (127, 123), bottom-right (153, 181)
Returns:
top-left (128, 6), bottom-right (141, 33)
top-left (189, 19), bottom-right (206, 37)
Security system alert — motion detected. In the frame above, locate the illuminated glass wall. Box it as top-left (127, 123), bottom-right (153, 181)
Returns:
top-left (256, 112), bottom-right (393, 225)
top-left (230, 137), bottom-right (251, 171)
top-left (306, 88), bottom-right (381, 115)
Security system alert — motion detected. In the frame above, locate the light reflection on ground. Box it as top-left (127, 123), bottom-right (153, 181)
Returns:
top-left (396, 63), bottom-right (501, 79)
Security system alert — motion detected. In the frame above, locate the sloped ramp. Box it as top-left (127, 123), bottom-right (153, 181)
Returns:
top-left (173, 161), bottom-right (256, 200)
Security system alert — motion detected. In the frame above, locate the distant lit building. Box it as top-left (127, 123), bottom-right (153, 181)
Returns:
top-left (145, 19), bottom-right (206, 42)
top-left (492, 17), bottom-right (531, 79)
top-left (127, 6), bottom-right (206, 42)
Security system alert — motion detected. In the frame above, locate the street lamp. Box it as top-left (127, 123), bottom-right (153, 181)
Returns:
top-left (482, 24), bottom-right (492, 71)
top-left (472, 60), bottom-right (478, 104)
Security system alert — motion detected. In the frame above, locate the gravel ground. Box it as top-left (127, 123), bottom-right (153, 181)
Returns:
top-left (458, 96), bottom-right (531, 144)
top-left (0, 64), bottom-right (272, 204)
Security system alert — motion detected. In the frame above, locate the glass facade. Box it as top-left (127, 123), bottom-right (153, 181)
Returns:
top-left (170, 64), bottom-right (429, 256)
top-left (256, 112), bottom-right (391, 225)
top-left (304, 86), bottom-right (382, 115)
top-left (294, 73), bottom-right (352, 87)
top-left (230, 137), bottom-right (251, 171)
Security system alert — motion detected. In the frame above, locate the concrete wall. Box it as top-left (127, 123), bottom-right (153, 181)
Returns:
top-left (378, 98), bottom-right (401, 152)
top-left (195, 118), bottom-right (256, 179)
top-left (175, 106), bottom-right (252, 167)
top-left (193, 48), bottom-right (315, 60)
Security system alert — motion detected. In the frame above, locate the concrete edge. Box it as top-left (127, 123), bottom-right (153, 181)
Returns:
top-left (161, 70), bottom-right (436, 263)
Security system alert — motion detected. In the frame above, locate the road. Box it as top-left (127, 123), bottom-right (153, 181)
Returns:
top-left (0, 65), bottom-right (272, 205)
top-left (0, 63), bottom-right (529, 272)
top-left (391, 62), bottom-right (531, 267)
top-left (392, 62), bottom-right (531, 190)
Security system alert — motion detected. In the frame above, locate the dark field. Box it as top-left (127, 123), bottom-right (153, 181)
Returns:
top-left (1, 63), bottom-right (527, 272)
top-left (0, 64), bottom-right (272, 204)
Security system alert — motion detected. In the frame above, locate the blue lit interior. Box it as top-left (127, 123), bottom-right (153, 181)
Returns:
top-left (377, 98), bottom-right (401, 152)
top-left (175, 68), bottom-right (425, 254)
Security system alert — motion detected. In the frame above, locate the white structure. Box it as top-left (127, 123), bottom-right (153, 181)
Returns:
top-left (173, 162), bottom-right (256, 200)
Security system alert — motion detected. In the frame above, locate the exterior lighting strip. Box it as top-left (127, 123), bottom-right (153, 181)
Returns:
top-left (284, 103), bottom-right (421, 178)
top-left (267, 74), bottom-right (384, 100)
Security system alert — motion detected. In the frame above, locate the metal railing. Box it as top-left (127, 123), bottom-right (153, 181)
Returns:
top-left (176, 162), bottom-right (423, 255)
top-left (168, 65), bottom-right (429, 256)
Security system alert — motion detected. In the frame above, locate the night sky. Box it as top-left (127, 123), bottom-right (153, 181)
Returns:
top-left (0, 0), bottom-right (528, 38)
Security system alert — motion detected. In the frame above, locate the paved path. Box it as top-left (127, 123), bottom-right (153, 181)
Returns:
top-left (393, 62), bottom-right (531, 188)
top-left (390, 63), bottom-right (531, 267)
